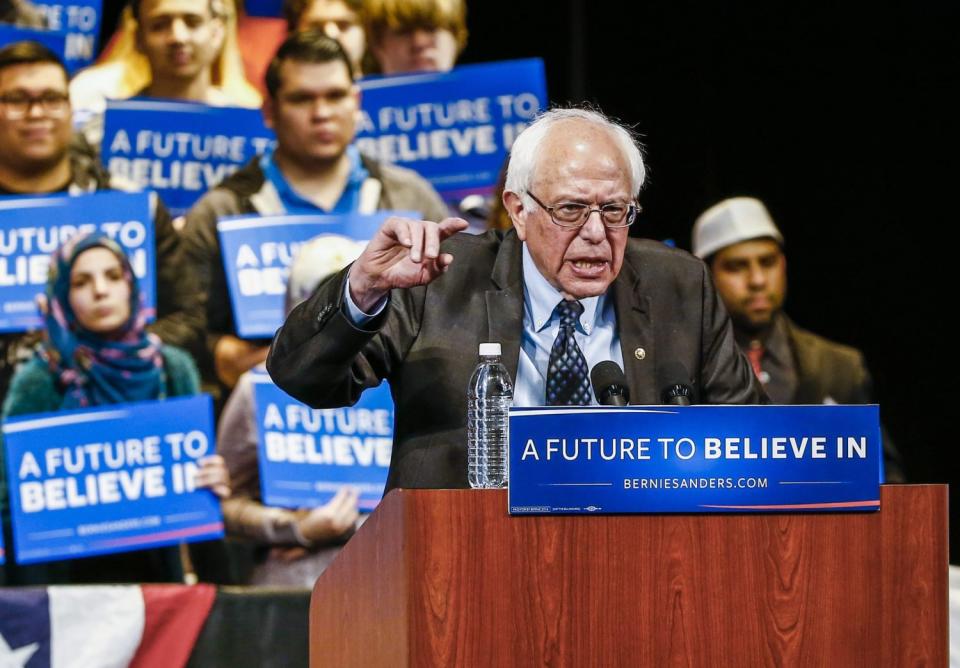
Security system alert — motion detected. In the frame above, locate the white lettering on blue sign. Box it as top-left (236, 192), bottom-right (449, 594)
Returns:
top-left (20, 466), bottom-right (167, 512)
top-left (0, 222), bottom-right (147, 287)
top-left (520, 435), bottom-right (863, 462)
top-left (355, 126), bottom-right (498, 163)
top-left (264, 402), bottom-right (391, 436)
top-left (264, 433), bottom-right (391, 467)
top-left (233, 241), bottom-right (311, 296)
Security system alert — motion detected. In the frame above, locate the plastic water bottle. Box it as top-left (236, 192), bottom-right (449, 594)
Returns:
top-left (467, 342), bottom-right (514, 489)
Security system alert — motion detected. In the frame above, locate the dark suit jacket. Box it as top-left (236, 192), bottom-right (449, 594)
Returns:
top-left (784, 316), bottom-right (905, 481)
top-left (267, 229), bottom-right (765, 490)
top-left (787, 316), bottom-right (870, 404)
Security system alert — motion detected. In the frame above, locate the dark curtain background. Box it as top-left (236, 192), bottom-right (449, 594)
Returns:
top-left (464, 0), bottom-right (959, 562)
top-left (100, 1), bottom-right (959, 560)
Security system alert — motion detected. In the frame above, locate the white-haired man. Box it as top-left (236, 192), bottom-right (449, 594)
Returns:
top-left (268, 108), bottom-right (765, 490)
top-left (692, 197), bottom-right (904, 480)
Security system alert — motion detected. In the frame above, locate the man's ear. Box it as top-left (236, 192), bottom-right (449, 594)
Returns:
top-left (503, 190), bottom-right (526, 240)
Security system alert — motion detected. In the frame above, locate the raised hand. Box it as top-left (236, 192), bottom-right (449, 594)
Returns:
top-left (348, 216), bottom-right (469, 312)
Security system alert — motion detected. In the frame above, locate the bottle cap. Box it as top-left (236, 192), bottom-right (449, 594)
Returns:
top-left (478, 342), bottom-right (501, 356)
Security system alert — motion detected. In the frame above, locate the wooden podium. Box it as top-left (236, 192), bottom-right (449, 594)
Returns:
top-left (310, 485), bottom-right (947, 667)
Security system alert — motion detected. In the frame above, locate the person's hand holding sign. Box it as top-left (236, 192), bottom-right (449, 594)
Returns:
top-left (296, 487), bottom-right (361, 545)
top-left (348, 216), bottom-right (469, 313)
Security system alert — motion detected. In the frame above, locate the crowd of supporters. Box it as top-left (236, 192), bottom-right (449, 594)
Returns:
top-left (0, 0), bottom-right (468, 587)
top-left (0, 0), bottom-right (900, 591)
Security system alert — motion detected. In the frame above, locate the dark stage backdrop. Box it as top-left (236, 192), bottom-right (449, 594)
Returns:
top-left (99, 1), bottom-right (959, 560)
top-left (462, 0), bottom-right (959, 562)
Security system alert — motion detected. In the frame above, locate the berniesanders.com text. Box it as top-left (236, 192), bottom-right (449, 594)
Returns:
top-left (624, 476), bottom-right (768, 490)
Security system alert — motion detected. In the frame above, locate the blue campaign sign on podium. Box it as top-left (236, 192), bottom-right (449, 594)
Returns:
top-left (508, 405), bottom-right (882, 515)
top-left (32, 0), bottom-right (101, 73)
top-left (251, 372), bottom-right (393, 511)
top-left (217, 211), bottom-right (416, 338)
top-left (355, 59), bottom-right (548, 203)
top-left (0, 191), bottom-right (156, 333)
top-left (2, 395), bottom-right (224, 565)
top-left (101, 100), bottom-right (275, 216)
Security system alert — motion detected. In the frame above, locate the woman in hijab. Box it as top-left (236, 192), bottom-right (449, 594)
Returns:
top-left (0, 231), bottom-right (228, 585)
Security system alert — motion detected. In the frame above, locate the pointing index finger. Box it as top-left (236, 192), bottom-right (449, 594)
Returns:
top-left (438, 217), bottom-right (470, 240)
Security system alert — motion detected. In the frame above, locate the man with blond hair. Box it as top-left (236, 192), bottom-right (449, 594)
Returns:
top-left (363, 0), bottom-right (467, 75)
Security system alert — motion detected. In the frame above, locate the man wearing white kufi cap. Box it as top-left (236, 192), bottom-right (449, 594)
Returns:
top-left (692, 197), bottom-right (904, 481)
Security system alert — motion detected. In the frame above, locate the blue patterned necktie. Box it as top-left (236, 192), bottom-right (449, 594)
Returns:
top-left (546, 300), bottom-right (592, 406)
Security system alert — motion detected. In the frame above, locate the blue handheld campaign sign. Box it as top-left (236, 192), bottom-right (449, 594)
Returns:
top-left (0, 24), bottom-right (67, 63)
top-left (0, 190), bottom-right (156, 333)
top-left (356, 59), bottom-right (548, 204)
top-left (2, 395), bottom-right (224, 565)
top-left (216, 211), bottom-right (417, 339)
top-left (251, 372), bottom-right (393, 511)
top-left (508, 405), bottom-right (882, 515)
top-left (101, 100), bottom-right (275, 216)
top-left (32, 0), bottom-right (101, 73)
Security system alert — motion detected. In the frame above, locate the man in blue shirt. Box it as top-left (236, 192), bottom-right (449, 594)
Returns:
top-left (182, 31), bottom-right (447, 403)
top-left (267, 107), bottom-right (764, 490)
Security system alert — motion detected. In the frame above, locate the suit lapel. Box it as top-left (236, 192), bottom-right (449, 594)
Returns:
top-left (612, 252), bottom-right (657, 404)
top-left (487, 230), bottom-right (524, 382)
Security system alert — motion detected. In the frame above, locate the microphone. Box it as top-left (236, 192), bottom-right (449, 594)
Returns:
top-left (660, 361), bottom-right (694, 406)
top-left (459, 194), bottom-right (490, 219)
top-left (591, 361), bottom-right (631, 406)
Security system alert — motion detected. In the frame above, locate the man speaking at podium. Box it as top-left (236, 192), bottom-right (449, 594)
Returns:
top-left (267, 108), bottom-right (765, 490)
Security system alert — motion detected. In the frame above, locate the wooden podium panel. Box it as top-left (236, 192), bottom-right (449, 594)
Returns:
top-left (310, 485), bottom-right (947, 667)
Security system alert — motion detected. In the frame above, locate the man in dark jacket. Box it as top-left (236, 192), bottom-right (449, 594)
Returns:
top-left (0, 41), bottom-right (204, 402)
top-left (692, 196), bottom-right (905, 481)
top-left (182, 31), bottom-right (447, 401)
top-left (267, 108), bottom-right (764, 491)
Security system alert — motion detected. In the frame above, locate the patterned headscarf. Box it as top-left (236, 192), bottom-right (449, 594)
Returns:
top-left (40, 232), bottom-right (165, 409)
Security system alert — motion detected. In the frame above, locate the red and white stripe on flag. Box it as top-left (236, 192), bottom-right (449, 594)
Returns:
top-left (0, 584), bottom-right (215, 668)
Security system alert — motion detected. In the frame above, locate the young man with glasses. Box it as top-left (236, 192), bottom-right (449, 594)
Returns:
top-left (182, 31), bottom-right (447, 400)
top-left (267, 107), bottom-right (765, 491)
top-left (0, 41), bottom-right (204, 403)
